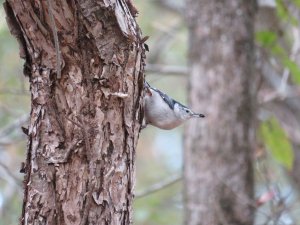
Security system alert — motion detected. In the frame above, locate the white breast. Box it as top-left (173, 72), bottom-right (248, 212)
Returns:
top-left (144, 90), bottom-right (184, 129)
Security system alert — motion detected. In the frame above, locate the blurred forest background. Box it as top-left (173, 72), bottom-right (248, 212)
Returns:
top-left (1, 0), bottom-right (300, 224)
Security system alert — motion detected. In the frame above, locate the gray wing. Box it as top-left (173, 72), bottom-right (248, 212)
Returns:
top-left (151, 87), bottom-right (176, 109)
top-left (145, 81), bottom-right (189, 110)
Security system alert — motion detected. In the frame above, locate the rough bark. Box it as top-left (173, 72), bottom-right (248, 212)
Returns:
top-left (4, 0), bottom-right (145, 224)
top-left (184, 1), bottom-right (256, 225)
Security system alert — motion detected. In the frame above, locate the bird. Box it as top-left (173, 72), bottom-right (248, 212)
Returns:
top-left (143, 81), bottom-right (205, 130)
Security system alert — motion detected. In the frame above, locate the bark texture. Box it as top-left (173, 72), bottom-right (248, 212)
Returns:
top-left (4, 0), bottom-right (145, 224)
top-left (184, 1), bottom-right (256, 225)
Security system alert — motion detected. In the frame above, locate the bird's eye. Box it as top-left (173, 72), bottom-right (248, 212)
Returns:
top-left (185, 109), bottom-right (189, 113)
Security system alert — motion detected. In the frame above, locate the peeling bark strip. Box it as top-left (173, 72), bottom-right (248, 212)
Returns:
top-left (4, 0), bottom-right (145, 224)
top-left (184, 0), bottom-right (256, 225)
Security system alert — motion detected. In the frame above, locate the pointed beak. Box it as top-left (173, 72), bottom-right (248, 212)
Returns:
top-left (192, 113), bottom-right (205, 118)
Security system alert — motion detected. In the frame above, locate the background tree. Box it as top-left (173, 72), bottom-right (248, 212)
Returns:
top-left (184, 0), bottom-right (257, 224)
top-left (3, 0), bottom-right (145, 224)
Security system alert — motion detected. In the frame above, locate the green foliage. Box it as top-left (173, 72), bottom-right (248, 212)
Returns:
top-left (256, 30), bottom-right (300, 85)
top-left (256, 31), bottom-right (278, 48)
top-left (134, 182), bottom-right (182, 225)
top-left (294, 0), bottom-right (300, 8)
top-left (260, 117), bottom-right (294, 170)
top-left (256, 0), bottom-right (300, 85)
top-left (282, 58), bottom-right (300, 84)
top-left (276, 0), bottom-right (298, 25)
top-left (255, 31), bottom-right (286, 57)
top-left (276, 0), bottom-right (288, 20)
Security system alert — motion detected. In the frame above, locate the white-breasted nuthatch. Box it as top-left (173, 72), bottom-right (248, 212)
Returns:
top-left (144, 81), bottom-right (205, 130)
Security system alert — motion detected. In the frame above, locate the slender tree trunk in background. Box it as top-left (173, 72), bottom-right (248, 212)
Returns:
top-left (184, 1), bottom-right (256, 225)
top-left (4, 0), bottom-right (145, 224)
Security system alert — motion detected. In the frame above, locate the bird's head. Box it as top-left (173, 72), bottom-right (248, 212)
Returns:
top-left (174, 103), bottom-right (205, 121)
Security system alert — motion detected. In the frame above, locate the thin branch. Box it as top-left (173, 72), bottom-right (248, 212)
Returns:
top-left (257, 0), bottom-right (276, 7)
top-left (0, 136), bottom-right (27, 146)
top-left (146, 64), bottom-right (188, 76)
top-left (0, 89), bottom-right (30, 95)
top-left (148, 22), bottom-right (182, 63)
top-left (154, 0), bottom-right (184, 14)
top-left (135, 174), bottom-right (182, 198)
top-left (46, 0), bottom-right (62, 79)
top-left (258, 87), bottom-right (300, 105)
top-left (279, 27), bottom-right (300, 93)
top-left (0, 114), bottom-right (28, 138)
top-left (213, 172), bottom-right (283, 224)
top-left (258, 50), bottom-right (300, 111)
top-left (0, 160), bottom-right (22, 186)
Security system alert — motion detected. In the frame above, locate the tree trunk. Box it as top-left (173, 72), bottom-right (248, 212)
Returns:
top-left (4, 0), bottom-right (145, 224)
top-left (184, 1), bottom-right (256, 225)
